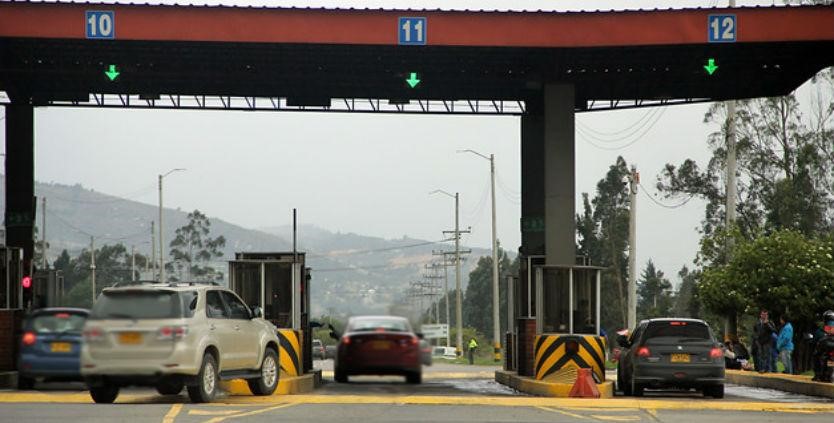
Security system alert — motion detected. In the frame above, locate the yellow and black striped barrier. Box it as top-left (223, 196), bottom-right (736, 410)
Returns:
top-left (277, 329), bottom-right (302, 377)
top-left (534, 334), bottom-right (607, 383)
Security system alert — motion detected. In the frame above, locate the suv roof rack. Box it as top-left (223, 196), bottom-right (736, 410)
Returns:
top-left (167, 281), bottom-right (222, 287)
top-left (110, 280), bottom-right (161, 288)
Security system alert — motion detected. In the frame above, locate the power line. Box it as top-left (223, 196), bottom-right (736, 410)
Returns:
top-left (306, 239), bottom-right (452, 258)
top-left (638, 182), bottom-right (696, 209)
top-left (39, 184), bottom-right (157, 205)
top-left (578, 107), bottom-right (667, 151)
top-left (576, 107), bottom-right (657, 138)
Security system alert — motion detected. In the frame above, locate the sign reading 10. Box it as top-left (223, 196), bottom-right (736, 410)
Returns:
top-left (86, 11), bottom-right (115, 39)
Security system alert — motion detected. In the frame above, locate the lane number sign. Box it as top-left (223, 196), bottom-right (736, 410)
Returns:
top-left (708, 14), bottom-right (736, 43)
top-left (86, 11), bottom-right (115, 39)
top-left (399, 17), bottom-right (426, 45)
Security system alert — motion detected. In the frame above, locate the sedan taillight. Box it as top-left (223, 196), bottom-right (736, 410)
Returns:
top-left (710, 347), bottom-right (723, 359)
top-left (636, 346), bottom-right (651, 357)
top-left (22, 331), bottom-right (36, 346)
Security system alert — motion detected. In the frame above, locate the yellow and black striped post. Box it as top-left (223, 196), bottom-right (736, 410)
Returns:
top-left (277, 329), bottom-right (302, 377)
top-left (534, 334), bottom-right (607, 383)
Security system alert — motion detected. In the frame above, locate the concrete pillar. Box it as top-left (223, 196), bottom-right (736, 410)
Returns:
top-left (543, 84), bottom-right (576, 266)
top-left (4, 104), bottom-right (35, 269)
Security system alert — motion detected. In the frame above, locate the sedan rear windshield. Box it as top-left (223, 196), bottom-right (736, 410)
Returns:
top-left (349, 319), bottom-right (410, 333)
top-left (90, 290), bottom-right (187, 320)
top-left (644, 321), bottom-right (711, 342)
top-left (30, 312), bottom-right (87, 333)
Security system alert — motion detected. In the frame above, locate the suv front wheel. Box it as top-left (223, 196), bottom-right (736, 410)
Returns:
top-left (187, 353), bottom-right (218, 403)
top-left (248, 348), bottom-right (279, 396)
top-left (90, 384), bottom-right (120, 404)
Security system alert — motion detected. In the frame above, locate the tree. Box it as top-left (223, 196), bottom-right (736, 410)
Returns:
top-left (576, 156), bottom-right (631, 332)
top-left (461, 245), bottom-right (516, 339)
top-left (672, 266), bottom-right (701, 318)
top-left (60, 243), bottom-right (148, 308)
top-left (167, 210), bottom-right (226, 282)
top-left (636, 260), bottom-right (673, 320)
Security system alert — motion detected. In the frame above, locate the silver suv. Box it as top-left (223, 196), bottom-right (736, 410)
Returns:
top-left (80, 282), bottom-right (280, 403)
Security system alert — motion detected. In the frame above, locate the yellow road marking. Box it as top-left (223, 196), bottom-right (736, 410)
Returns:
top-left (202, 403), bottom-right (295, 423)
top-left (2, 391), bottom-right (834, 415)
top-left (644, 408), bottom-right (658, 419)
top-left (188, 409), bottom-right (242, 416)
top-left (537, 406), bottom-right (589, 420)
top-left (162, 404), bottom-right (182, 423)
top-left (590, 415), bottom-right (641, 421)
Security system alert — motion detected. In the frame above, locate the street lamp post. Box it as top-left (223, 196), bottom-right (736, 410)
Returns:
top-left (458, 149), bottom-right (501, 362)
top-left (158, 168), bottom-right (185, 284)
top-left (431, 189), bottom-right (464, 357)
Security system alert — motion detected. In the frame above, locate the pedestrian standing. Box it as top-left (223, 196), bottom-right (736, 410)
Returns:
top-left (467, 337), bottom-right (479, 365)
top-left (753, 309), bottom-right (776, 373)
top-left (777, 314), bottom-right (794, 374)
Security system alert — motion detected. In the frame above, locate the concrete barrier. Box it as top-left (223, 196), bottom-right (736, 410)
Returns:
top-left (222, 369), bottom-right (322, 396)
top-left (495, 369), bottom-right (614, 398)
top-left (725, 369), bottom-right (834, 399)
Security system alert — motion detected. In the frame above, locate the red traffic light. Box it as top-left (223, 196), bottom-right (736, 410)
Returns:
top-left (21, 276), bottom-right (32, 289)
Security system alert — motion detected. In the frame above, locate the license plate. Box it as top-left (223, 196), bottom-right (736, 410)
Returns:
top-left (50, 342), bottom-right (72, 353)
top-left (371, 341), bottom-right (391, 350)
top-left (670, 353), bottom-right (690, 363)
top-left (118, 332), bottom-right (142, 345)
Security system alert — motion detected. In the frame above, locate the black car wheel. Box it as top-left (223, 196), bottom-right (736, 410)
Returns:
top-left (156, 378), bottom-right (184, 396)
top-left (187, 353), bottom-right (218, 403)
top-left (631, 378), bottom-right (644, 397)
top-left (334, 366), bottom-right (348, 383)
top-left (406, 371), bottom-right (422, 384)
top-left (17, 376), bottom-right (35, 390)
top-left (248, 348), bottom-right (279, 396)
top-left (90, 384), bottom-right (120, 404)
top-left (703, 384), bottom-right (724, 399)
top-left (620, 370), bottom-right (633, 396)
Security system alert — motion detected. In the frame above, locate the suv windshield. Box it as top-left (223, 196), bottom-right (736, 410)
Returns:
top-left (90, 290), bottom-right (186, 320)
top-left (644, 321), bottom-right (711, 342)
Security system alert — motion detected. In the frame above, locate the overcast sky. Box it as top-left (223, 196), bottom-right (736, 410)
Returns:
top-left (3, 0), bottom-right (807, 286)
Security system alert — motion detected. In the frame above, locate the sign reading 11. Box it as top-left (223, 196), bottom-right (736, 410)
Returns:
top-left (399, 17), bottom-right (427, 45)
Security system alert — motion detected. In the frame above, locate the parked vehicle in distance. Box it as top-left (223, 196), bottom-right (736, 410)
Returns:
top-left (432, 346), bottom-right (458, 360)
top-left (325, 345), bottom-right (337, 360)
top-left (616, 318), bottom-right (725, 398)
top-left (18, 308), bottom-right (90, 389)
top-left (334, 315), bottom-right (422, 384)
top-left (81, 281), bottom-right (281, 403)
top-left (312, 339), bottom-right (326, 360)
top-left (419, 339), bottom-right (432, 366)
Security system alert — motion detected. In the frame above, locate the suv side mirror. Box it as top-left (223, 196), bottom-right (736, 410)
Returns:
top-left (250, 306), bottom-right (263, 319)
top-left (617, 334), bottom-right (630, 348)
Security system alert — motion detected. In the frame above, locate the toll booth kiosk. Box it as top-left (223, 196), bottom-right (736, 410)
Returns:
top-left (507, 261), bottom-right (606, 383)
top-left (228, 252), bottom-right (311, 377)
top-left (0, 246), bottom-right (24, 373)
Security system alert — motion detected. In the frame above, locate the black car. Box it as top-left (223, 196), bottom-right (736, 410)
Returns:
top-left (616, 318), bottom-right (725, 398)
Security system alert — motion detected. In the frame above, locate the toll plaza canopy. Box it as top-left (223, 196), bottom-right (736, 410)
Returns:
top-left (1, 1), bottom-right (834, 112)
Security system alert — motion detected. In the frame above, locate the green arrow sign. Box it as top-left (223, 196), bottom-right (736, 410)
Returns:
top-left (105, 64), bottom-right (120, 81)
top-left (406, 72), bottom-right (421, 88)
top-left (703, 58), bottom-right (718, 75)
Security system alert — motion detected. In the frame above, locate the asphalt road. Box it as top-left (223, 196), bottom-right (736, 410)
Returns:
top-left (1, 361), bottom-right (832, 423)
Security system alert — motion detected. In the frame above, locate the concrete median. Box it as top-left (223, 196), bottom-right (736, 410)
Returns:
top-left (495, 370), bottom-right (614, 398)
top-left (725, 369), bottom-right (834, 399)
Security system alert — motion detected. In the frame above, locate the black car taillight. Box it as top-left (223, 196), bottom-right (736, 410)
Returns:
top-left (22, 331), bottom-right (36, 346)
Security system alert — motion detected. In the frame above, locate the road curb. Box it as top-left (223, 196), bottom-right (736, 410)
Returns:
top-left (222, 369), bottom-right (322, 396)
top-left (725, 369), bottom-right (834, 399)
top-left (495, 370), bottom-right (614, 398)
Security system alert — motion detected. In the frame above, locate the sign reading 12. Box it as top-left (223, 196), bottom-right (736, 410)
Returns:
top-left (399, 17), bottom-right (427, 45)
top-left (708, 14), bottom-right (736, 43)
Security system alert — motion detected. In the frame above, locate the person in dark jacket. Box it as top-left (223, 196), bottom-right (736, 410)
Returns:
top-left (753, 309), bottom-right (777, 373)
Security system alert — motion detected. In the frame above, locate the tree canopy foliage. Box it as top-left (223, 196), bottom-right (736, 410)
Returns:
top-left (167, 210), bottom-right (226, 282)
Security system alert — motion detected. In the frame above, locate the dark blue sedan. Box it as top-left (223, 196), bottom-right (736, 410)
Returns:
top-left (17, 308), bottom-right (89, 389)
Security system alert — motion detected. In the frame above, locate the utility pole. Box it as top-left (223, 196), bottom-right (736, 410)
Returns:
top-left (151, 221), bottom-right (156, 279)
top-left (159, 168), bottom-right (185, 284)
top-left (725, 0), bottom-right (739, 340)
top-left (433, 250), bottom-right (469, 347)
top-left (131, 245), bottom-right (136, 281)
top-left (90, 236), bottom-right (96, 305)
top-left (459, 149), bottom-right (501, 362)
top-left (41, 197), bottom-right (47, 271)
top-left (627, 167), bottom-right (639, 330)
